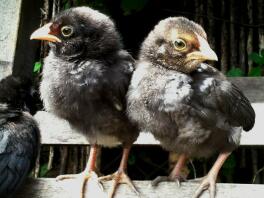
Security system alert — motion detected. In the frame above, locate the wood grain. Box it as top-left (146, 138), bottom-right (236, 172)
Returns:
top-left (34, 77), bottom-right (264, 146)
top-left (34, 103), bottom-right (263, 146)
top-left (15, 178), bottom-right (264, 198)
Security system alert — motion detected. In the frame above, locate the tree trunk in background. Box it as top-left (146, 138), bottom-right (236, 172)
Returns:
top-left (41, 0), bottom-right (50, 59)
top-left (239, 0), bottom-right (246, 73)
top-left (59, 146), bottom-right (68, 174)
top-left (72, 147), bottom-right (78, 173)
top-left (247, 0), bottom-right (253, 72)
top-left (198, 0), bottom-right (205, 27)
top-left (251, 149), bottom-right (260, 183)
top-left (230, 0), bottom-right (238, 68)
top-left (34, 154), bottom-right (40, 178)
top-left (47, 146), bottom-right (54, 171)
top-left (257, 0), bottom-right (264, 50)
top-left (220, 0), bottom-right (229, 73)
top-left (194, 0), bottom-right (200, 23)
top-left (207, 0), bottom-right (215, 51)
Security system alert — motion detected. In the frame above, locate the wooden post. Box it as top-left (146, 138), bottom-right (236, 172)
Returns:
top-left (0, 0), bottom-right (22, 80)
top-left (0, 0), bottom-right (41, 80)
top-left (247, 0), bottom-right (253, 72)
top-left (257, 0), bottom-right (264, 50)
top-left (220, 0), bottom-right (229, 73)
top-left (230, 0), bottom-right (238, 68)
top-left (12, 0), bottom-right (42, 79)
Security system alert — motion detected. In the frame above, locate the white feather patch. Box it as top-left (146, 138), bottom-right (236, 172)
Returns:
top-left (199, 78), bottom-right (214, 92)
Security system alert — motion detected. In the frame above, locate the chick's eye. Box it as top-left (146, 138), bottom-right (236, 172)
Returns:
top-left (174, 39), bottom-right (187, 50)
top-left (61, 26), bottom-right (73, 37)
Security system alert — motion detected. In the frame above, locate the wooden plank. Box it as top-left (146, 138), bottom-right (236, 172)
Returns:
top-left (34, 103), bottom-right (264, 146)
top-left (228, 77), bottom-right (264, 103)
top-left (0, 0), bottom-right (22, 80)
top-left (15, 178), bottom-right (264, 198)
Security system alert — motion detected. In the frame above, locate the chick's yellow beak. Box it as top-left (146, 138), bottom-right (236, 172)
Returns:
top-left (187, 34), bottom-right (218, 62)
top-left (30, 23), bottom-right (61, 43)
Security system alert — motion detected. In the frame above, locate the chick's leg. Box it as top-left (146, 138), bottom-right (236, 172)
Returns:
top-left (56, 145), bottom-right (103, 198)
top-left (193, 152), bottom-right (231, 198)
top-left (152, 154), bottom-right (188, 187)
top-left (99, 146), bottom-right (139, 198)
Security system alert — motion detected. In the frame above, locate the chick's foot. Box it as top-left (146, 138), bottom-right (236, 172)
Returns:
top-left (57, 171), bottom-right (104, 198)
top-left (100, 170), bottom-right (139, 198)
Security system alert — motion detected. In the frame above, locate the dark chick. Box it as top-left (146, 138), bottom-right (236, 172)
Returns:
top-left (127, 17), bottom-right (255, 198)
top-left (0, 75), bottom-right (40, 198)
top-left (30, 7), bottom-right (139, 198)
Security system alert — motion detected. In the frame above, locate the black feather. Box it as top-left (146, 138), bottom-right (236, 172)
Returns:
top-left (0, 75), bottom-right (40, 197)
top-left (40, 7), bottom-right (138, 147)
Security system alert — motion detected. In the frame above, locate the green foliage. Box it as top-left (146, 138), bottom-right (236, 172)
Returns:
top-left (40, 163), bottom-right (49, 177)
top-left (248, 49), bottom-right (264, 76)
top-left (226, 49), bottom-right (264, 77)
top-left (226, 67), bottom-right (244, 77)
top-left (248, 66), bottom-right (262, 77)
top-left (121, 0), bottom-right (149, 15)
top-left (128, 153), bottom-right (136, 165)
top-left (249, 50), bottom-right (264, 66)
top-left (33, 61), bottom-right (42, 73)
top-left (86, 0), bottom-right (106, 11)
top-left (222, 154), bottom-right (236, 177)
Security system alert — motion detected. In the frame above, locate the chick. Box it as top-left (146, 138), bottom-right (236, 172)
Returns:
top-left (30, 7), bottom-right (139, 198)
top-left (127, 17), bottom-right (255, 198)
top-left (0, 75), bottom-right (40, 197)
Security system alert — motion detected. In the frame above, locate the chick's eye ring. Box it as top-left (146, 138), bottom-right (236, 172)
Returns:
top-left (61, 26), bottom-right (73, 37)
top-left (174, 39), bottom-right (187, 50)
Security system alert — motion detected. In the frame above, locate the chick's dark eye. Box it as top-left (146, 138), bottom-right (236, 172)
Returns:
top-left (61, 26), bottom-right (73, 37)
top-left (174, 39), bottom-right (187, 50)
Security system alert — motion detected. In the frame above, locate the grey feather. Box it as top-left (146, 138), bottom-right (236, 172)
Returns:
top-left (0, 75), bottom-right (40, 197)
top-left (40, 7), bottom-right (138, 147)
top-left (127, 17), bottom-right (255, 158)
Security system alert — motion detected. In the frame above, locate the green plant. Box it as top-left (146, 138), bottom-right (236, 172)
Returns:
top-left (121, 0), bottom-right (149, 15)
top-left (248, 49), bottom-right (264, 76)
top-left (40, 163), bottom-right (49, 177)
top-left (249, 49), bottom-right (264, 66)
top-left (226, 67), bottom-right (244, 77)
top-left (33, 61), bottom-right (42, 74)
top-left (222, 154), bottom-right (236, 179)
top-left (226, 49), bottom-right (264, 77)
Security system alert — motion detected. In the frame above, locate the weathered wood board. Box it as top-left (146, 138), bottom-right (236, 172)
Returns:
top-left (0, 0), bottom-right (22, 79)
top-left (15, 178), bottom-right (264, 198)
top-left (34, 102), bottom-right (264, 146)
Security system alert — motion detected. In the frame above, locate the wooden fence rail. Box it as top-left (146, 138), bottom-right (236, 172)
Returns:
top-left (14, 77), bottom-right (264, 198)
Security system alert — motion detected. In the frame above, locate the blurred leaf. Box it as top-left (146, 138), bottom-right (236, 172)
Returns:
top-left (222, 154), bottom-right (236, 169)
top-left (222, 154), bottom-right (236, 178)
top-left (249, 52), bottom-right (264, 65)
top-left (261, 49), bottom-right (264, 57)
top-left (74, 0), bottom-right (90, 7)
top-left (128, 153), bottom-right (136, 165)
top-left (121, 0), bottom-right (149, 15)
top-left (87, 0), bottom-right (109, 14)
top-left (248, 66), bottom-right (262, 77)
top-left (226, 67), bottom-right (244, 77)
top-left (63, 1), bottom-right (71, 10)
top-left (40, 163), bottom-right (49, 177)
top-left (33, 61), bottom-right (42, 73)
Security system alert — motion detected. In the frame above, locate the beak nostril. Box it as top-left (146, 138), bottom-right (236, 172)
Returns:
top-left (30, 23), bottom-right (62, 43)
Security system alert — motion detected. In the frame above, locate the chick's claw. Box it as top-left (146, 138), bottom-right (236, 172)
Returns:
top-left (100, 171), bottom-right (139, 198)
top-left (152, 175), bottom-right (187, 187)
top-left (56, 171), bottom-right (104, 198)
top-left (193, 174), bottom-right (216, 198)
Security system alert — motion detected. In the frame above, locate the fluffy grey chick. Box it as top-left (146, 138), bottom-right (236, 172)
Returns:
top-left (0, 75), bottom-right (40, 198)
top-left (30, 6), bottom-right (139, 198)
top-left (127, 17), bottom-right (255, 198)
